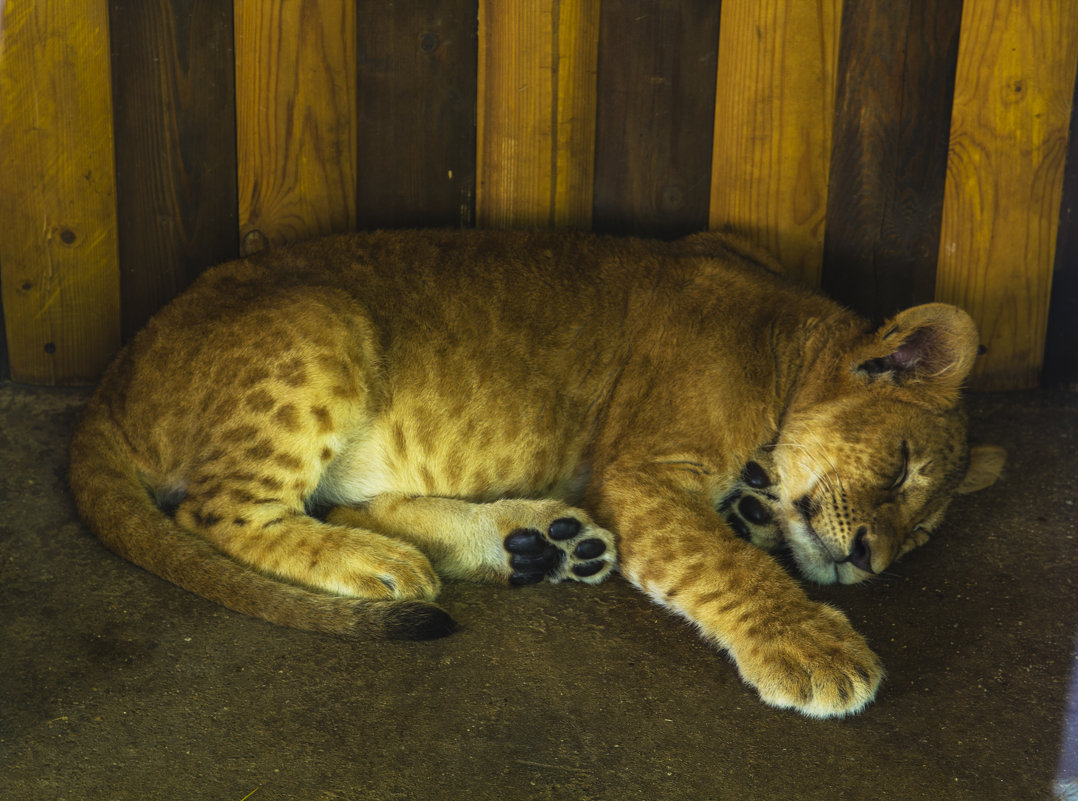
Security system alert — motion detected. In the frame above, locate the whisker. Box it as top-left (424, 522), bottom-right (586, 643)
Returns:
top-left (771, 441), bottom-right (843, 499)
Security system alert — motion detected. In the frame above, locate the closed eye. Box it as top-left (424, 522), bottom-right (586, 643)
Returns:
top-left (886, 440), bottom-right (910, 491)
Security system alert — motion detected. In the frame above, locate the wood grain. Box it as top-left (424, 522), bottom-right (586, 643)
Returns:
top-left (356, 0), bottom-right (478, 229)
top-left (592, 0), bottom-right (721, 239)
top-left (476, 0), bottom-right (600, 229)
top-left (821, 0), bottom-right (961, 322)
top-left (234, 0), bottom-right (356, 251)
top-left (110, 0), bottom-right (238, 339)
top-left (709, 0), bottom-right (843, 287)
top-left (936, 0), bottom-right (1078, 390)
top-left (0, 0), bottom-right (121, 384)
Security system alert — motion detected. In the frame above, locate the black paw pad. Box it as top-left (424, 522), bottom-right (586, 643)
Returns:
top-left (548, 518), bottom-right (582, 540)
top-left (505, 528), bottom-right (563, 584)
top-left (741, 461), bottom-right (771, 489)
top-left (509, 571), bottom-right (546, 586)
top-left (573, 538), bottom-right (606, 559)
top-left (505, 517), bottom-right (611, 586)
top-left (505, 528), bottom-right (547, 554)
top-left (738, 494), bottom-right (772, 525)
top-left (572, 561), bottom-right (605, 578)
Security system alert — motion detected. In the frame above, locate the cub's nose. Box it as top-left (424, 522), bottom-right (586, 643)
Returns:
top-left (845, 526), bottom-right (874, 573)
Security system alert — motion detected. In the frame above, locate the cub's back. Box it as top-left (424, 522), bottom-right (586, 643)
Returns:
top-left (99, 229), bottom-right (814, 504)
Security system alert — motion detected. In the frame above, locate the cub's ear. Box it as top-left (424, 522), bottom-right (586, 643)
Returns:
top-left (957, 444), bottom-right (1006, 494)
top-left (855, 303), bottom-right (982, 406)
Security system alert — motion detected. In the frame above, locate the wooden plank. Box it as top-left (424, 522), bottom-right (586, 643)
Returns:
top-left (708, 0), bottom-right (843, 287)
top-left (110, 0), bottom-right (239, 340)
top-left (356, 0), bottom-right (478, 229)
top-left (821, 0), bottom-right (962, 322)
top-left (0, 0), bottom-right (121, 385)
top-left (592, 0), bottom-right (721, 239)
top-left (234, 0), bottom-right (356, 252)
top-left (476, 0), bottom-right (600, 229)
top-left (1041, 56), bottom-right (1078, 390)
top-left (936, 0), bottom-right (1078, 390)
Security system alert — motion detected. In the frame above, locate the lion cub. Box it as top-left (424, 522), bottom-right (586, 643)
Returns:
top-left (69, 229), bottom-right (1004, 718)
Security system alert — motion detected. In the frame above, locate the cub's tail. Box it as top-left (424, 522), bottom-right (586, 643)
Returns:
top-left (68, 397), bottom-right (456, 640)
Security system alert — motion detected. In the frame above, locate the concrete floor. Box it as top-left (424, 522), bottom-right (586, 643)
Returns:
top-left (1, 382), bottom-right (1075, 801)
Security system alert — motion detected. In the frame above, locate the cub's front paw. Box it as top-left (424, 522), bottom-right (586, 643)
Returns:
top-left (504, 516), bottom-right (615, 586)
top-left (732, 603), bottom-right (884, 718)
top-left (718, 460), bottom-right (784, 551)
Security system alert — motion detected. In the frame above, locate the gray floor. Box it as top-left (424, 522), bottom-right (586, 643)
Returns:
top-left (1, 383), bottom-right (1075, 801)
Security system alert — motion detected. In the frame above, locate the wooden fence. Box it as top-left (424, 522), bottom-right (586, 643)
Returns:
top-left (1, 0), bottom-right (1076, 389)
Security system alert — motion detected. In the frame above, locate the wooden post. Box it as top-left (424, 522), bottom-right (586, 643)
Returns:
top-left (355, 0), bottom-right (478, 229)
top-left (476, 0), bottom-right (600, 229)
top-left (936, 0), bottom-right (1078, 390)
top-left (709, 0), bottom-right (843, 288)
top-left (110, 0), bottom-right (239, 339)
top-left (0, 0), bottom-right (121, 384)
top-left (821, 0), bottom-right (962, 322)
top-left (234, 0), bottom-right (357, 252)
top-left (592, 0), bottom-right (721, 239)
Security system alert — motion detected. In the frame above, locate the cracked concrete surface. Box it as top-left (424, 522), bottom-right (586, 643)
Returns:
top-left (1, 383), bottom-right (1075, 800)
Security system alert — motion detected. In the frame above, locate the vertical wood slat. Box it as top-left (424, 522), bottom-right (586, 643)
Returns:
top-left (709, 0), bottom-right (843, 287)
top-left (234, 0), bottom-right (356, 253)
top-left (476, 0), bottom-right (600, 229)
top-left (110, 0), bottom-right (239, 340)
top-left (355, 0), bottom-right (478, 229)
top-left (821, 0), bottom-right (962, 322)
top-left (1042, 57), bottom-right (1078, 390)
top-left (0, 0), bottom-right (121, 385)
top-left (936, 0), bottom-right (1078, 390)
top-left (592, 0), bottom-right (721, 239)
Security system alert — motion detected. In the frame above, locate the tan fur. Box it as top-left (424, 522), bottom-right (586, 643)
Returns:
top-left (69, 229), bottom-right (1003, 717)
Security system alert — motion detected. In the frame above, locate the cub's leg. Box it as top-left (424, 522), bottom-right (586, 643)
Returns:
top-left (175, 498), bottom-right (440, 600)
top-left (326, 494), bottom-right (616, 585)
top-left (593, 469), bottom-right (883, 719)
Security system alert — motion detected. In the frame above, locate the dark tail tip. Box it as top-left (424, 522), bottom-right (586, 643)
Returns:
top-left (383, 601), bottom-right (459, 641)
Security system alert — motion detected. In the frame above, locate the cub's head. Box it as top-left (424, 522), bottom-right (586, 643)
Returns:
top-left (721, 303), bottom-right (1005, 584)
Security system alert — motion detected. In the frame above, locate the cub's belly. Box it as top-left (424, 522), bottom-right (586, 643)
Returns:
top-left (316, 412), bottom-right (593, 506)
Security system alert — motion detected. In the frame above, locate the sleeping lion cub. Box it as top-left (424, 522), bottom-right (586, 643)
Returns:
top-left (69, 229), bottom-right (1004, 718)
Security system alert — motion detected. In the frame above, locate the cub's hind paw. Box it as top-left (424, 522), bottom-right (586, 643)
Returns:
top-left (504, 515), bottom-right (615, 586)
